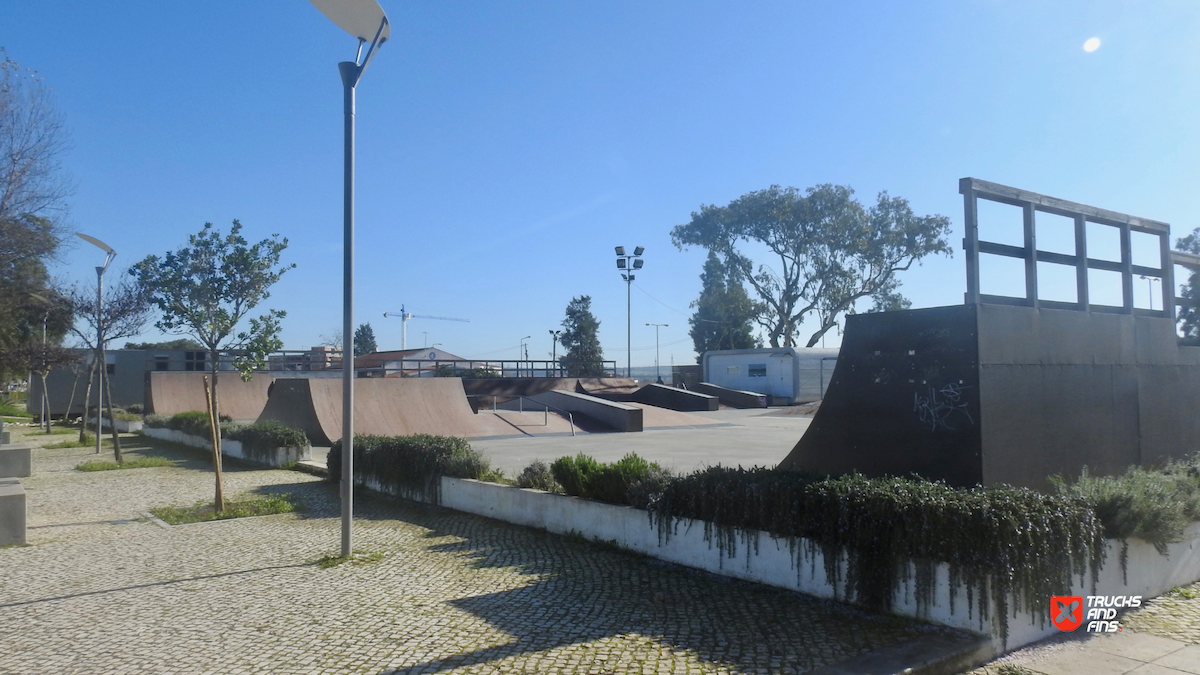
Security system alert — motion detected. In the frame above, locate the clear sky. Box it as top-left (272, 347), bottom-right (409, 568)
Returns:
top-left (3, 1), bottom-right (1198, 367)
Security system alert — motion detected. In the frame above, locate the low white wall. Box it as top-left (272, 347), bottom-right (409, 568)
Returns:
top-left (141, 426), bottom-right (310, 467)
top-left (439, 477), bottom-right (1200, 654)
top-left (90, 417), bottom-right (144, 433)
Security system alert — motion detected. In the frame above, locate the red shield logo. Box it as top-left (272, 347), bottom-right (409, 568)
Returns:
top-left (1051, 596), bottom-right (1084, 631)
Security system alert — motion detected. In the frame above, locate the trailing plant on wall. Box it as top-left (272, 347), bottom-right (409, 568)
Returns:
top-left (650, 469), bottom-right (1107, 648)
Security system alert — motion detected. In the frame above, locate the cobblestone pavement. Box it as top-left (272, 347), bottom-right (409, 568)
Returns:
top-left (964, 576), bottom-right (1200, 674)
top-left (1, 428), bottom-right (930, 675)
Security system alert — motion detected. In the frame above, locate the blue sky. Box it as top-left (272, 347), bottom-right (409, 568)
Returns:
top-left (4, 1), bottom-right (1198, 367)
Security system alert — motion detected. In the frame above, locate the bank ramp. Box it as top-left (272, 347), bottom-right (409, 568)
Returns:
top-left (256, 377), bottom-right (520, 445)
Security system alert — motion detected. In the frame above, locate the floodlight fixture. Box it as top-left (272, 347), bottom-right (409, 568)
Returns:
top-left (309, 0), bottom-right (390, 558)
top-left (616, 259), bottom-right (627, 269)
top-left (633, 246), bottom-right (644, 256)
top-left (615, 246), bottom-right (625, 256)
top-left (632, 258), bottom-right (644, 270)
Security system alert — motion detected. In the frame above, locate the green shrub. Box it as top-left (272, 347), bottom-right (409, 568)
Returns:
top-left (224, 420), bottom-right (308, 462)
top-left (585, 453), bottom-right (656, 505)
top-left (551, 453), bottom-right (601, 497)
top-left (169, 411), bottom-right (213, 437)
top-left (144, 414), bottom-right (170, 429)
top-left (125, 404), bottom-right (144, 414)
top-left (0, 402), bottom-right (32, 418)
top-left (517, 460), bottom-right (561, 492)
top-left (327, 434), bottom-right (489, 502)
top-left (113, 411), bottom-right (142, 421)
top-left (1053, 456), bottom-right (1200, 555)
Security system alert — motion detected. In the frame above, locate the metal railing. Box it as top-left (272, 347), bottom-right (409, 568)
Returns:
top-left (468, 394), bottom-right (575, 436)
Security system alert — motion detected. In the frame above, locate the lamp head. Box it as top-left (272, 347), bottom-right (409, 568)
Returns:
top-left (633, 246), bottom-right (644, 256)
top-left (632, 258), bottom-right (644, 270)
top-left (614, 246), bottom-right (625, 256)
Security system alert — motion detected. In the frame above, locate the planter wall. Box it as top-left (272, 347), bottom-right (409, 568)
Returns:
top-left (89, 417), bottom-right (144, 433)
top-left (437, 477), bottom-right (1200, 655)
top-left (141, 426), bottom-right (310, 467)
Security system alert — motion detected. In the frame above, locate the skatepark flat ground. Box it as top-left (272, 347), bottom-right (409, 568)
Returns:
top-left (310, 407), bottom-right (812, 476)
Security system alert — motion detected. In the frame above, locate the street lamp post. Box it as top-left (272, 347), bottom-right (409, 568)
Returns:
top-left (1139, 275), bottom-right (1161, 311)
top-left (76, 233), bottom-right (115, 455)
top-left (519, 336), bottom-right (531, 377)
top-left (646, 323), bottom-right (668, 384)
top-left (549, 329), bottom-right (561, 377)
top-left (309, 0), bottom-right (390, 558)
top-left (615, 246), bottom-right (644, 379)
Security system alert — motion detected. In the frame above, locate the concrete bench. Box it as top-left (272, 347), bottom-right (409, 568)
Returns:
top-left (0, 444), bottom-right (32, 478)
top-left (0, 478), bottom-right (26, 546)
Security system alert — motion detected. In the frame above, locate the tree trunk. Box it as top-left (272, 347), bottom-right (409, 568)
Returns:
top-left (205, 367), bottom-right (225, 514)
top-left (40, 372), bottom-right (51, 433)
top-left (78, 355), bottom-right (97, 443)
top-left (103, 364), bottom-right (122, 463)
top-left (63, 363), bottom-right (82, 430)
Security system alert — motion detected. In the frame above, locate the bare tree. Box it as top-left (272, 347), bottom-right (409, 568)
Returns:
top-left (0, 48), bottom-right (73, 222)
top-left (63, 274), bottom-right (152, 459)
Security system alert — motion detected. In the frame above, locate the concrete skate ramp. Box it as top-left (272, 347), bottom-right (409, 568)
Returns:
top-left (460, 378), bottom-right (638, 398)
top-left (630, 383), bottom-right (718, 412)
top-left (146, 371), bottom-right (276, 420)
top-left (692, 382), bottom-right (769, 408)
top-left (778, 304), bottom-right (1200, 490)
top-left (527, 390), bottom-right (644, 432)
top-left (624, 402), bottom-right (721, 429)
top-left (256, 377), bottom-right (518, 445)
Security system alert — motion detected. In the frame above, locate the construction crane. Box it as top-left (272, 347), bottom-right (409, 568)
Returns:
top-left (383, 305), bottom-right (469, 350)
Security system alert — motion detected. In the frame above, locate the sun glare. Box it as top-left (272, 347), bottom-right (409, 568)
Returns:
top-left (1083, 37), bottom-right (1101, 52)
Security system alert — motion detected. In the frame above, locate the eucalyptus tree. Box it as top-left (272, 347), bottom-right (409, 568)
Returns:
top-left (672, 184), bottom-right (952, 348)
top-left (131, 220), bottom-right (294, 511)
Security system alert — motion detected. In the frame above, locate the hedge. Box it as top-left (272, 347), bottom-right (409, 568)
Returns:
top-left (327, 434), bottom-right (494, 503)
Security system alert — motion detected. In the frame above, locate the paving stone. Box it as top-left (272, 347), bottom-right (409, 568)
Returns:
top-left (1, 428), bottom-right (928, 674)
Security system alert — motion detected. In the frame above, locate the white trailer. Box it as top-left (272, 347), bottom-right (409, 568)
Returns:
top-left (701, 347), bottom-right (840, 404)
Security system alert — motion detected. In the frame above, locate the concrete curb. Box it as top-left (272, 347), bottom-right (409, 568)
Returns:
top-left (807, 633), bottom-right (993, 675)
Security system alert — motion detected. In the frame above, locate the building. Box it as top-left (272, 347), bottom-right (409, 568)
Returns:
top-left (701, 347), bottom-right (840, 404)
top-left (355, 348), bottom-right (481, 377)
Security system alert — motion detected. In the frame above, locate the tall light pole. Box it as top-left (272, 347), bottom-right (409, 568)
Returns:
top-left (646, 323), bottom-right (668, 384)
top-left (76, 233), bottom-right (115, 455)
top-left (615, 246), bottom-right (644, 378)
top-left (310, 0), bottom-right (390, 558)
top-left (549, 329), bottom-right (562, 377)
top-left (1139, 275), bottom-right (1161, 311)
top-left (519, 336), bottom-right (531, 377)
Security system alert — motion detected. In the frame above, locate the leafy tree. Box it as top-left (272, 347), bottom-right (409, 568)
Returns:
top-left (559, 295), bottom-right (605, 377)
top-left (62, 275), bottom-right (153, 453)
top-left (0, 50), bottom-right (74, 379)
top-left (353, 322), bottom-right (377, 356)
top-left (123, 339), bottom-right (205, 351)
top-left (672, 184), bottom-right (952, 348)
top-left (1178, 227), bottom-right (1200, 346)
top-left (689, 251), bottom-right (760, 360)
top-left (131, 221), bottom-right (294, 511)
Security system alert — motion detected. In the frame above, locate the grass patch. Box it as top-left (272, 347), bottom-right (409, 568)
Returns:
top-left (150, 494), bottom-right (298, 525)
top-left (315, 550), bottom-right (385, 569)
top-left (0, 403), bottom-right (32, 418)
top-left (45, 434), bottom-right (107, 449)
top-left (76, 456), bottom-right (174, 472)
top-left (38, 426), bottom-right (79, 435)
top-left (1169, 585), bottom-right (1199, 600)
